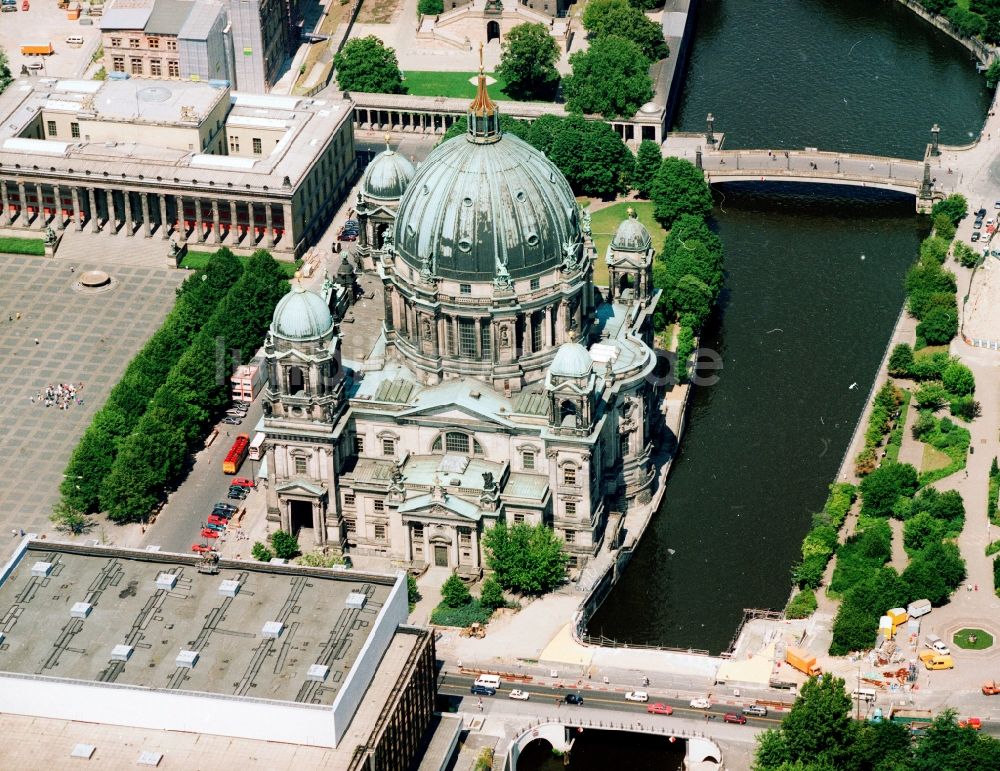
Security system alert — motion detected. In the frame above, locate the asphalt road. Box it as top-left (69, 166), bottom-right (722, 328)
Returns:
top-left (141, 398), bottom-right (264, 554)
top-left (437, 673), bottom-right (781, 728)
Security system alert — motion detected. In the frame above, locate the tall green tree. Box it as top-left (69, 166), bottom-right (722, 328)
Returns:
top-left (417, 0), bottom-right (443, 14)
top-left (270, 530), bottom-right (301, 559)
top-left (496, 23), bottom-right (560, 101)
top-left (633, 139), bottom-right (662, 198)
top-left (582, 0), bottom-right (669, 61)
top-left (564, 36), bottom-right (652, 119)
top-left (858, 462), bottom-right (918, 517)
top-left (942, 362), bottom-right (975, 396)
top-left (548, 115), bottom-right (634, 199)
top-left (648, 157), bottom-right (713, 228)
top-left (483, 522), bottom-right (568, 594)
top-left (930, 193), bottom-right (967, 226)
top-left (0, 48), bottom-right (12, 94)
top-left (333, 36), bottom-right (405, 94)
top-left (753, 676), bottom-right (856, 769)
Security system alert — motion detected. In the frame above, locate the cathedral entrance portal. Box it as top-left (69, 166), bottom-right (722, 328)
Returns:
top-left (486, 21), bottom-right (500, 43)
top-left (434, 544), bottom-right (449, 567)
top-left (289, 499), bottom-right (314, 535)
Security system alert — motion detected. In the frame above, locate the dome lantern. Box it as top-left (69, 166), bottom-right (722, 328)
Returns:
top-left (468, 43), bottom-right (500, 144)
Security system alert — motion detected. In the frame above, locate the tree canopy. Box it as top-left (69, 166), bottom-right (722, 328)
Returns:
top-left (547, 114), bottom-right (635, 199)
top-left (417, 0), bottom-right (443, 14)
top-left (582, 0), bottom-right (669, 62)
top-left (649, 157), bottom-right (714, 228)
top-left (858, 462), bottom-right (918, 517)
top-left (0, 48), bottom-right (12, 94)
top-left (333, 36), bottom-right (405, 94)
top-left (482, 522), bottom-right (568, 594)
top-left (633, 139), bottom-right (662, 198)
top-left (564, 36), bottom-right (653, 119)
top-left (496, 23), bottom-right (560, 101)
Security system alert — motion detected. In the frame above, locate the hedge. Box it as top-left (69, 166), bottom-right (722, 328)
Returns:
top-left (785, 589), bottom-right (818, 619)
top-left (790, 483), bottom-right (857, 590)
top-left (0, 236), bottom-right (45, 256)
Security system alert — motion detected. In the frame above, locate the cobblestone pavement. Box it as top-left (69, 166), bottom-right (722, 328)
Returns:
top-left (0, 252), bottom-right (184, 543)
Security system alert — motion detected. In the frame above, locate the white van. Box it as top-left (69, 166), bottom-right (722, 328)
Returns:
top-left (474, 674), bottom-right (501, 690)
top-left (65, 35), bottom-right (85, 46)
top-left (852, 688), bottom-right (877, 703)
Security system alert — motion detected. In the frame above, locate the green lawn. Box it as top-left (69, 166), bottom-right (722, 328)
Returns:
top-left (0, 236), bottom-right (46, 256)
top-left (953, 628), bottom-right (993, 650)
top-left (180, 249), bottom-right (301, 278)
top-left (585, 201), bottom-right (667, 287)
top-left (402, 71), bottom-right (514, 101)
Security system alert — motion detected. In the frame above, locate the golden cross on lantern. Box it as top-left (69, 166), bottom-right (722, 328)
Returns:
top-left (478, 41), bottom-right (485, 75)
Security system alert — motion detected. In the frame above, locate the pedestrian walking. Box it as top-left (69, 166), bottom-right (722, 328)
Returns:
top-left (34, 338), bottom-right (39, 345)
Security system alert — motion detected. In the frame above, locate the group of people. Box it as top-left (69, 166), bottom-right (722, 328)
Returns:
top-left (31, 382), bottom-right (84, 410)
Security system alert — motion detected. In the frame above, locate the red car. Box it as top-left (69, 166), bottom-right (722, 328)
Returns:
top-left (21, 0), bottom-right (28, 9)
top-left (207, 515), bottom-right (228, 526)
top-left (200, 528), bottom-right (220, 539)
top-left (231, 477), bottom-right (255, 489)
top-left (191, 543), bottom-right (214, 554)
top-left (647, 703), bottom-right (673, 715)
top-left (959, 717), bottom-right (982, 731)
top-left (723, 713), bottom-right (747, 725)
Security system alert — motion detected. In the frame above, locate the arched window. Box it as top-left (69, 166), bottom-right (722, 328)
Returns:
top-left (287, 365), bottom-right (304, 394)
top-left (433, 432), bottom-right (484, 455)
top-left (560, 400), bottom-right (577, 426)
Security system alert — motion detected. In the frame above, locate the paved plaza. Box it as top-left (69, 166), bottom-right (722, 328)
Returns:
top-left (0, 248), bottom-right (185, 543)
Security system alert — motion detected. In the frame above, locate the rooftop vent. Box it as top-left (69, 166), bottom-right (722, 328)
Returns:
top-left (111, 644), bottom-right (133, 662)
top-left (218, 579), bottom-right (240, 597)
top-left (261, 621), bottom-right (284, 639)
top-left (175, 650), bottom-right (199, 669)
top-left (70, 601), bottom-right (92, 619)
top-left (306, 664), bottom-right (329, 682)
top-left (31, 561), bottom-right (53, 577)
top-left (70, 744), bottom-right (96, 759)
top-left (137, 751), bottom-right (163, 766)
top-left (450, 477), bottom-right (461, 486)
top-left (345, 592), bottom-right (367, 609)
top-left (470, 390), bottom-right (480, 399)
top-left (155, 573), bottom-right (177, 590)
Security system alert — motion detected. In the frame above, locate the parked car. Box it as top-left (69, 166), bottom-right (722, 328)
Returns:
top-left (21, 0), bottom-right (29, 10)
top-left (222, 417), bottom-right (242, 425)
top-left (647, 703), bottom-right (673, 715)
top-left (689, 698), bottom-right (711, 709)
top-left (231, 477), bottom-right (256, 489)
top-left (214, 502), bottom-right (237, 513)
top-left (228, 487), bottom-right (248, 500)
top-left (204, 522), bottom-right (226, 532)
top-left (470, 684), bottom-right (496, 696)
top-left (191, 543), bottom-right (214, 554)
top-left (971, 232), bottom-right (981, 242)
top-left (200, 528), bottom-right (220, 539)
top-left (338, 230), bottom-right (358, 242)
top-left (207, 515), bottom-right (228, 526)
top-left (508, 689), bottom-right (530, 701)
top-left (226, 408), bottom-right (248, 417)
top-left (564, 693), bottom-right (584, 705)
top-left (723, 712), bottom-right (747, 725)
top-left (993, 200), bottom-right (1000, 209)
top-left (959, 717), bottom-right (982, 730)
top-left (625, 691), bottom-right (648, 703)
top-left (27, 61), bottom-right (43, 70)
top-left (210, 510), bottom-right (232, 522)
top-left (976, 207), bottom-right (987, 218)
top-left (742, 704), bottom-right (768, 717)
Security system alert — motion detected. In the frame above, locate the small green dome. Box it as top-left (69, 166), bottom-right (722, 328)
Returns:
top-left (271, 282), bottom-right (334, 340)
top-left (611, 209), bottom-right (652, 252)
top-left (549, 341), bottom-right (592, 379)
top-left (361, 143), bottom-right (416, 201)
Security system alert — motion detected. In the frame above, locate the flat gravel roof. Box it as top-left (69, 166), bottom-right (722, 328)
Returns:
top-left (0, 542), bottom-right (394, 706)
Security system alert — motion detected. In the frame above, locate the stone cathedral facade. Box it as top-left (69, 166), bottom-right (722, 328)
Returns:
top-left (262, 74), bottom-right (663, 575)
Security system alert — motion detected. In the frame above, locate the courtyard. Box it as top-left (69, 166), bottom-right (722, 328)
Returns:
top-left (0, 249), bottom-right (184, 541)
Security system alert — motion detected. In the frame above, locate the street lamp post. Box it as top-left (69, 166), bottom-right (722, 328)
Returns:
top-left (706, 113), bottom-right (716, 146)
top-left (931, 124), bottom-right (941, 157)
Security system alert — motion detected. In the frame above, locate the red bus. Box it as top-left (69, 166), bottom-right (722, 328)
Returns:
top-left (223, 434), bottom-right (250, 475)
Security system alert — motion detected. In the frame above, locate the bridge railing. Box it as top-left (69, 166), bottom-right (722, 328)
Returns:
top-left (515, 714), bottom-right (714, 739)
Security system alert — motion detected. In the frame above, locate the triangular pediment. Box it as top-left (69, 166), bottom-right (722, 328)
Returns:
top-left (275, 480), bottom-right (326, 497)
top-left (400, 403), bottom-right (510, 427)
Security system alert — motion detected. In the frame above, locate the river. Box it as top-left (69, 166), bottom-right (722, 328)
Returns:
top-left (587, 0), bottom-right (990, 655)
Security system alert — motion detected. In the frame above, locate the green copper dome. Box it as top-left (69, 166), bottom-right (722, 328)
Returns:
top-left (392, 129), bottom-right (581, 282)
top-left (611, 210), bottom-right (652, 252)
top-left (549, 341), bottom-right (593, 379)
top-left (271, 282), bottom-right (334, 341)
top-left (361, 141), bottom-right (416, 201)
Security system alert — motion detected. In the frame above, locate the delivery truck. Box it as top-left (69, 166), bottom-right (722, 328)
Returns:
top-left (20, 43), bottom-right (53, 56)
top-left (889, 707), bottom-right (933, 734)
top-left (785, 647), bottom-right (822, 677)
top-left (918, 650), bottom-right (954, 670)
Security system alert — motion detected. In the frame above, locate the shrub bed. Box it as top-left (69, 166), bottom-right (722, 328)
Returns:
top-left (430, 599), bottom-right (493, 627)
top-left (829, 518), bottom-right (892, 596)
top-left (790, 483), bottom-right (856, 590)
top-left (916, 415), bottom-right (970, 486)
top-left (785, 589), bottom-right (818, 619)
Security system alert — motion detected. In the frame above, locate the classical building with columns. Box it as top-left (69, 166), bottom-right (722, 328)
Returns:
top-left (0, 76), bottom-right (354, 257)
top-left (260, 73), bottom-right (664, 576)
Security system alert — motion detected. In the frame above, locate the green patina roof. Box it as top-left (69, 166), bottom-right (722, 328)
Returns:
top-left (373, 379), bottom-right (416, 403)
top-left (511, 387), bottom-right (548, 416)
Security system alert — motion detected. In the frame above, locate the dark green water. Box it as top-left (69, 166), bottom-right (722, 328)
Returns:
top-left (587, 0), bottom-right (989, 656)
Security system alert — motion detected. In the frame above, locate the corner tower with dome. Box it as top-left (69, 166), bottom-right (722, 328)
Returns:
top-left (259, 72), bottom-right (667, 575)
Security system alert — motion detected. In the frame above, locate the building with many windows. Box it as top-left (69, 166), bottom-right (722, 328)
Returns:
top-left (0, 76), bottom-right (355, 257)
top-left (261, 73), bottom-right (664, 575)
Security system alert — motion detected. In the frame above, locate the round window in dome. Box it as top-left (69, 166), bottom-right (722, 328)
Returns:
top-left (462, 197), bottom-right (473, 207)
top-left (526, 233), bottom-right (540, 247)
top-left (514, 190), bottom-right (527, 203)
top-left (458, 238), bottom-right (472, 252)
